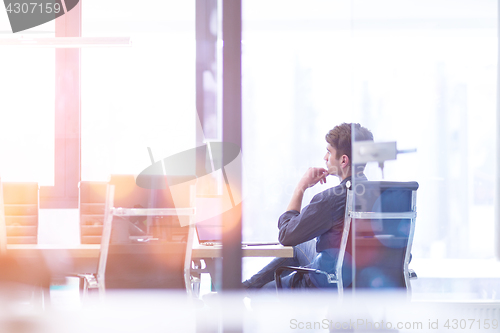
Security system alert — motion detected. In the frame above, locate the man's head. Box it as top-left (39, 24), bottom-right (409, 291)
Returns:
top-left (324, 123), bottom-right (373, 179)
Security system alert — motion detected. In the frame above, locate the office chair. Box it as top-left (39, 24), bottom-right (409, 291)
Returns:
top-left (0, 179), bottom-right (51, 308)
top-left (275, 181), bottom-right (418, 297)
top-left (79, 176), bottom-right (197, 297)
top-left (348, 181), bottom-right (418, 294)
top-left (2, 182), bottom-right (38, 244)
top-left (79, 181), bottom-right (107, 244)
top-left (275, 185), bottom-right (353, 297)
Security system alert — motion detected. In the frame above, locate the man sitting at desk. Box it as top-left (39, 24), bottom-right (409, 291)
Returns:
top-left (243, 123), bottom-right (373, 289)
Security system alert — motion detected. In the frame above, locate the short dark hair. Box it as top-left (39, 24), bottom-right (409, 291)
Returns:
top-left (325, 123), bottom-right (374, 165)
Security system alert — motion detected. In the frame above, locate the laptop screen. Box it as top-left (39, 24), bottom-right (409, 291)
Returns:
top-left (195, 215), bottom-right (222, 244)
top-left (194, 197), bottom-right (223, 243)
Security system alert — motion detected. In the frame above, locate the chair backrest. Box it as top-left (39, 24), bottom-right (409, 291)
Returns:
top-left (332, 187), bottom-right (354, 294)
top-left (79, 175), bottom-right (186, 244)
top-left (2, 182), bottom-right (38, 244)
top-left (97, 177), bottom-right (195, 293)
top-left (79, 181), bottom-right (107, 244)
top-left (344, 181), bottom-right (418, 292)
top-left (0, 179), bottom-right (50, 304)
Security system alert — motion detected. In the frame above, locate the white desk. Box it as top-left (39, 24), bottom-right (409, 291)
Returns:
top-left (192, 243), bottom-right (293, 258)
top-left (6, 244), bottom-right (100, 258)
top-left (6, 243), bottom-right (292, 292)
top-left (6, 243), bottom-right (293, 259)
top-left (6, 244), bottom-right (293, 285)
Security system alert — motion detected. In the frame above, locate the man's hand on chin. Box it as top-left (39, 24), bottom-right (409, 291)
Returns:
top-left (286, 167), bottom-right (329, 212)
top-left (297, 167), bottom-right (329, 192)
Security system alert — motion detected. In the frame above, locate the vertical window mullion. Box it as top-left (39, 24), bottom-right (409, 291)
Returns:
top-left (39, 1), bottom-right (81, 208)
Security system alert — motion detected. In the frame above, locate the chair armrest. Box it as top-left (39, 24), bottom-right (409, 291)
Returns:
top-left (275, 266), bottom-right (329, 289)
top-left (70, 273), bottom-right (98, 290)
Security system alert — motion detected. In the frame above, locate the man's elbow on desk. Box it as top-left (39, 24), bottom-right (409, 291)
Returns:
top-left (277, 213), bottom-right (302, 246)
top-left (278, 232), bottom-right (298, 247)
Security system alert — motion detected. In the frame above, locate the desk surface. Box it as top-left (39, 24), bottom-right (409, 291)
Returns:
top-left (192, 243), bottom-right (293, 258)
top-left (6, 244), bottom-right (100, 258)
top-left (6, 243), bottom-right (294, 259)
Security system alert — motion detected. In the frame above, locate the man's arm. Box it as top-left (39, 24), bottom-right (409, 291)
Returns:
top-left (278, 167), bottom-right (333, 246)
top-left (278, 189), bottom-right (339, 246)
top-left (286, 167), bottom-right (329, 212)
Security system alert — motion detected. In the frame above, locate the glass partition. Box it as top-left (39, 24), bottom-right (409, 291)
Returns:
top-left (350, 0), bottom-right (497, 299)
top-left (242, 0), bottom-right (497, 299)
top-left (241, 0), bottom-right (354, 280)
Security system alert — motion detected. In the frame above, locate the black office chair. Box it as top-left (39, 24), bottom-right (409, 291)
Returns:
top-left (276, 181), bottom-right (418, 297)
top-left (79, 176), bottom-right (197, 296)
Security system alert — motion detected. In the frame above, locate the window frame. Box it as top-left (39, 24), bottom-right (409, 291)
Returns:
top-left (39, 1), bottom-right (81, 208)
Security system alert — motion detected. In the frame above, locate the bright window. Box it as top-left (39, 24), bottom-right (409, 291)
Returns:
top-left (242, 0), bottom-right (497, 263)
top-left (81, 0), bottom-right (196, 181)
top-left (0, 14), bottom-right (55, 185)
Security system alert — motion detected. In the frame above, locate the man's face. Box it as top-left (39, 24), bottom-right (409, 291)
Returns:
top-left (324, 144), bottom-right (342, 176)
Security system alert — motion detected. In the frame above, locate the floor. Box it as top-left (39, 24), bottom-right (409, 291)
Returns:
top-left (15, 281), bottom-right (500, 333)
